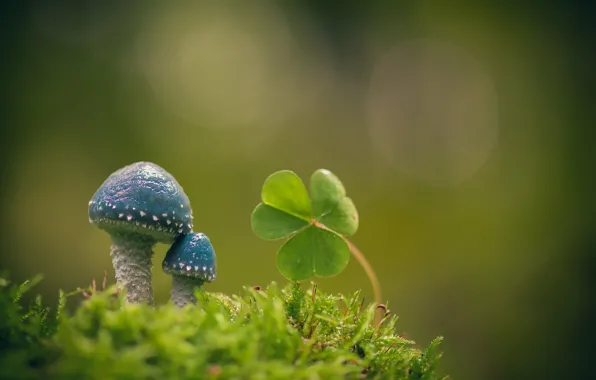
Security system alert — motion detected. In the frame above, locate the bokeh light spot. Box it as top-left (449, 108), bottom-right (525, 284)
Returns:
top-left (368, 38), bottom-right (499, 186)
top-left (135, 2), bottom-right (327, 130)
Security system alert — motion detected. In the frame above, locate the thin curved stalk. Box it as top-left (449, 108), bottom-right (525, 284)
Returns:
top-left (314, 222), bottom-right (383, 311)
top-left (342, 238), bottom-right (382, 307)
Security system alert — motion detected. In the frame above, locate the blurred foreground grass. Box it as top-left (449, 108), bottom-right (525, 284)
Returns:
top-left (0, 274), bottom-right (446, 379)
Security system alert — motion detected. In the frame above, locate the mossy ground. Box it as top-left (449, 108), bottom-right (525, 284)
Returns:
top-left (0, 274), bottom-right (446, 380)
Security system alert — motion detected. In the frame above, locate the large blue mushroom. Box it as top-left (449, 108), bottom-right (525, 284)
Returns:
top-left (162, 232), bottom-right (217, 307)
top-left (89, 161), bottom-right (193, 304)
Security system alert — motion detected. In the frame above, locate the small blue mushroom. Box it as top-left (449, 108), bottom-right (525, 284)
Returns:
top-left (162, 232), bottom-right (217, 307)
top-left (89, 162), bottom-right (193, 304)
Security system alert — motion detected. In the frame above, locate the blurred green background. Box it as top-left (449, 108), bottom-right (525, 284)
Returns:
top-left (1, 1), bottom-right (594, 379)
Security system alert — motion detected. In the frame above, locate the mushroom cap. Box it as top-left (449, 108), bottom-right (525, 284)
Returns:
top-left (162, 233), bottom-right (216, 282)
top-left (88, 161), bottom-right (193, 243)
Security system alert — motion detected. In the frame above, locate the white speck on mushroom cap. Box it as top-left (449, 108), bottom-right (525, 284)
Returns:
top-left (90, 200), bottom-right (192, 239)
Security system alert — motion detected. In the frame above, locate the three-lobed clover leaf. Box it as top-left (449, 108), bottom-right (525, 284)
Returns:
top-left (251, 169), bottom-right (359, 281)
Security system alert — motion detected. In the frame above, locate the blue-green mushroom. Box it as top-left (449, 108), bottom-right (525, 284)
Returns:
top-left (89, 161), bottom-right (193, 304)
top-left (162, 232), bottom-right (217, 307)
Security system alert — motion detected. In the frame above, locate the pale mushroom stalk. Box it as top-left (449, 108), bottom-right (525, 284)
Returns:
top-left (110, 233), bottom-right (155, 304)
top-left (170, 276), bottom-right (204, 307)
top-left (88, 161), bottom-right (194, 305)
top-left (163, 232), bottom-right (217, 307)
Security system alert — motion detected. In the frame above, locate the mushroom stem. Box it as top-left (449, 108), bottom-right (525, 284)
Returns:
top-left (110, 233), bottom-right (155, 305)
top-left (170, 275), bottom-right (203, 307)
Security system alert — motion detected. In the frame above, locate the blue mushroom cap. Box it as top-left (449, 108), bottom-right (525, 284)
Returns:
top-left (88, 162), bottom-right (193, 243)
top-left (162, 233), bottom-right (216, 282)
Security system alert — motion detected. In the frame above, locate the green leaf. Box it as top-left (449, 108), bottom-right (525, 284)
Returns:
top-left (318, 197), bottom-right (359, 236)
top-left (261, 170), bottom-right (312, 221)
top-left (310, 169), bottom-right (358, 236)
top-left (277, 226), bottom-right (351, 281)
top-left (253, 168), bottom-right (360, 281)
top-left (310, 169), bottom-right (346, 217)
top-left (251, 203), bottom-right (309, 240)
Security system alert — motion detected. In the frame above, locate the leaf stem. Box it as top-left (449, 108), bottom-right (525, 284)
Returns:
top-left (343, 238), bottom-right (383, 307)
top-left (314, 221), bottom-right (383, 311)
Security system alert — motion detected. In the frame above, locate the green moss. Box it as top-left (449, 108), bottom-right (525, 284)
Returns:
top-left (0, 275), bottom-right (447, 380)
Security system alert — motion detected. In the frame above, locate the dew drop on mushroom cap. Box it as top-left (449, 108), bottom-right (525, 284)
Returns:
top-left (88, 161), bottom-right (193, 242)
